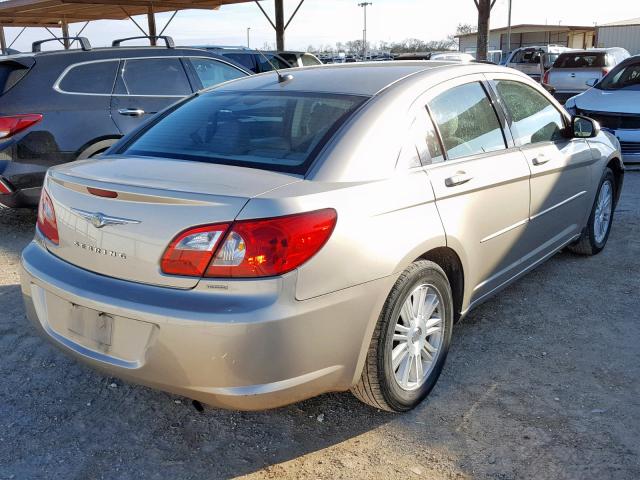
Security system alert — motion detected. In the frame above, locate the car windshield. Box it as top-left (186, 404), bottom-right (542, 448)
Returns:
top-left (123, 90), bottom-right (368, 174)
top-left (597, 61), bottom-right (640, 91)
top-left (553, 53), bottom-right (606, 68)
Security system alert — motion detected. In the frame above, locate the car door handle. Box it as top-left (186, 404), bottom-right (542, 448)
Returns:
top-left (445, 172), bottom-right (473, 187)
top-left (532, 154), bottom-right (550, 166)
top-left (118, 108), bottom-right (145, 117)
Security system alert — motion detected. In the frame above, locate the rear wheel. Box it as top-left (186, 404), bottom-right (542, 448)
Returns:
top-left (351, 260), bottom-right (453, 412)
top-left (568, 168), bottom-right (616, 256)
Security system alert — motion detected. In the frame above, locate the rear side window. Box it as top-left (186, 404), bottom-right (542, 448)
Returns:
top-left (428, 82), bottom-right (505, 161)
top-left (123, 91), bottom-right (367, 174)
top-left (257, 54), bottom-right (291, 72)
top-left (121, 58), bottom-right (191, 96)
top-left (58, 61), bottom-right (118, 94)
top-left (222, 53), bottom-right (257, 73)
top-left (553, 53), bottom-right (606, 68)
top-left (187, 58), bottom-right (246, 89)
top-left (493, 80), bottom-right (565, 145)
top-left (301, 54), bottom-right (322, 66)
top-left (0, 60), bottom-right (33, 94)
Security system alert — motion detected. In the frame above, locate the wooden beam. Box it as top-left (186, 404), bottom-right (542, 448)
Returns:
top-left (0, 26), bottom-right (7, 54)
top-left (61, 19), bottom-right (70, 48)
top-left (147, 5), bottom-right (156, 45)
top-left (275, 0), bottom-right (284, 50)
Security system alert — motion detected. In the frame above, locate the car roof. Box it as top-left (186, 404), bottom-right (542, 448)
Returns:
top-left (213, 61), bottom-right (495, 96)
top-left (5, 46), bottom-right (226, 60)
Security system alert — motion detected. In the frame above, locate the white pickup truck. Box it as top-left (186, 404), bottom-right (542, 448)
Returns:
top-left (504, 45), bottom-right (572, 81)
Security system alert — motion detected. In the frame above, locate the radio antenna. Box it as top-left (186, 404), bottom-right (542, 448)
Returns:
top-left (255, 48), bottom-right (293, 83)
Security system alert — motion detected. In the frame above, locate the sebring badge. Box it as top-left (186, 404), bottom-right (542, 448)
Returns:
top-left (72, 208), bottom-right (141, 229)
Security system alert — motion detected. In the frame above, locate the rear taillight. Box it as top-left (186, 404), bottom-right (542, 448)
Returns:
top-left (0, 114), bottom-right (43, 140)
top-left (543, 69), bottom-right (550, 85)
top-left (37, 188), bottom-right (59, 244)
top-left (161, 209), bottom-right (337, 278)
top-left (161, 224), bottom-right (230, 276)
top-left (0, 177), bottom-right (12, 195)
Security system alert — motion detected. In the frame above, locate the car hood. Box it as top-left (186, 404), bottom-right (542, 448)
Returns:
top-left (573, 88), bottom-right (640, 115)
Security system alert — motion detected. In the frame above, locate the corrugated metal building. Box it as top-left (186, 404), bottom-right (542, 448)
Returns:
top-left (597, 18), bottom-right (640, 55)
top-left (456, 24), bottom-right (595, 54)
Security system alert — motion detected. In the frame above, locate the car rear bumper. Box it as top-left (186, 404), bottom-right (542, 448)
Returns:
top-left (1, 140), bottom-right (74, 208)
top-left (20, 240), bottom-right (394, 410)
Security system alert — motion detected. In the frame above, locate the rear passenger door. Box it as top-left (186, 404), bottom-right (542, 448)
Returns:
top-left (423, 76), bottom-right (532, 306)
top-left (488, 74), bottom-right (592, 259)
top-left (110, 57), bottom-right (193, 135)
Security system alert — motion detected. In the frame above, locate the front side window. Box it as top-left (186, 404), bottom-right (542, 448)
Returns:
top-left (428, 82), bottom-right (505, 161)
top-left (301, 54), bottom-right (322, 66)
top-left (59, 61), bottom-right (118, 94)
top-left (222, 53), bottom-right (257, 73)
top-left (123, 91), bottom-right (367, 174)
top-left (493, 80), bottom-right (565, 145)
top-left (121, 58), bottom-right (191, 96)
top-left (188, 58), bottom-right (246, 89)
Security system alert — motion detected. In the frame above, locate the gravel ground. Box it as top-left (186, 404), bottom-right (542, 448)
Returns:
top-left (1, 172), bottom-right (639, 480)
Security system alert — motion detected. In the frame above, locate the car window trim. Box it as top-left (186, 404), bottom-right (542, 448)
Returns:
top-left (54, 55), bottom-right (247, 98)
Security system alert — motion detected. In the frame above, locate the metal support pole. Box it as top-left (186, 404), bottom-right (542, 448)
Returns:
top-left (506, 0), bottom-right (512, 53)
top-left (61, 21), bottom-right (70, 49)
top-left (247, 27), bottom-right (251, 48)
top-left (0, 26), bottom-right (7, 55)
top-left (275, 0), bottom-right (284, 51)
top-left (147, 6), bottom-right (157, 45)
top-left (358, 3), bottom-right (372, 60)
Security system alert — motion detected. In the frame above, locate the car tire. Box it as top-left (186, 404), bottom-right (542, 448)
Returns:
top-left (568, 168), bottom-right (616, 256)
top-left (351, 260), bottom-right (453, 412)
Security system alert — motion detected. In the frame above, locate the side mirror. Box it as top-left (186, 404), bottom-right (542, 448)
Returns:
top-left (585, 78), bottom-right (597, 87)
top-left (572, 115), bottom-right (600, 139)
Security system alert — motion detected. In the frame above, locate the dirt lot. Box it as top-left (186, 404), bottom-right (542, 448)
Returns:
top-left (1, 172), bottom-right (639, 480)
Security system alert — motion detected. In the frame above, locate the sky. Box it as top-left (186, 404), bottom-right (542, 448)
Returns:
top-left (2, 0), bottom-right (639, 52)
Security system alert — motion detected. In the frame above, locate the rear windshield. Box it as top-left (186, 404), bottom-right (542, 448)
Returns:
top-left (0, 60), bottom-right (33, 94)
top-left (597, 60), bottom-right (640, 91)
top-left (553, 53), bottom-right (606, 69)
top-left (123, 90), bottom-right (368, 174)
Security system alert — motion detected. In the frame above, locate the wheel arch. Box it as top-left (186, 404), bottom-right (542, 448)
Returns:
top-left (76, 136), bottom-right (122, 160)
top-left (417, 247), bottom-right (465, 322)
top-left (606, 157), bottom-right (624, 206)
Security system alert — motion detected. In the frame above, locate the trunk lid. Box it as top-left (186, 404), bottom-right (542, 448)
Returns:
top-left (548, 67), bottom-right (604, 92)
top-left (45, 156), bottom-right (301, 289)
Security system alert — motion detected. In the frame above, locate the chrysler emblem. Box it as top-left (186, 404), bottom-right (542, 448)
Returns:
top-left (72, 208), bottom-right (141, 229)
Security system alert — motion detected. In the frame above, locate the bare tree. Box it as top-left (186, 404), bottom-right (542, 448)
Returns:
top-left (474, 0), bottom-right (497, 60)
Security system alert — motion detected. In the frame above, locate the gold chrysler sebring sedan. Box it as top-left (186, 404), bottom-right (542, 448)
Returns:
top-left (21, 62), bottom-right (623, 412)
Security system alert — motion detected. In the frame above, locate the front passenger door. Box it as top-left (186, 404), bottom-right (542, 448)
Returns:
top-left (424, 78), bottom-right (532, 307)
top-left (489, 76), bottom-right (593, 260)
top-left (110, 57), bottom-right (193, 135)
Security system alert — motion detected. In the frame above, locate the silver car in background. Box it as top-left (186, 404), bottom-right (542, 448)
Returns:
top-left (545, 48), bottom-right (631, 103)
top-left (21, 62), bottom-right (623, 412)
top-left (565, 55), bottom-right (640, 163)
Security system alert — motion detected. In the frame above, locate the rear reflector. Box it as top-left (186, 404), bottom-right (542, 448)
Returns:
top-left (87, 187), bottom-right (118, 198)
top-left (0, 114), bottom-right (43, 139)
top-left (0, 177), bottom-right (12, 195)
top-left (37, 188), bottom-right (59, 244)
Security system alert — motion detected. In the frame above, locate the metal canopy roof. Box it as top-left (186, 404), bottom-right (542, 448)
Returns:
top-left (0, 0), bottom-right (255, 27)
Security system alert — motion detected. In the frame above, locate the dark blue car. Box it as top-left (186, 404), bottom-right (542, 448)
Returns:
top-left (0, 36), bottom-right (249, 208)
